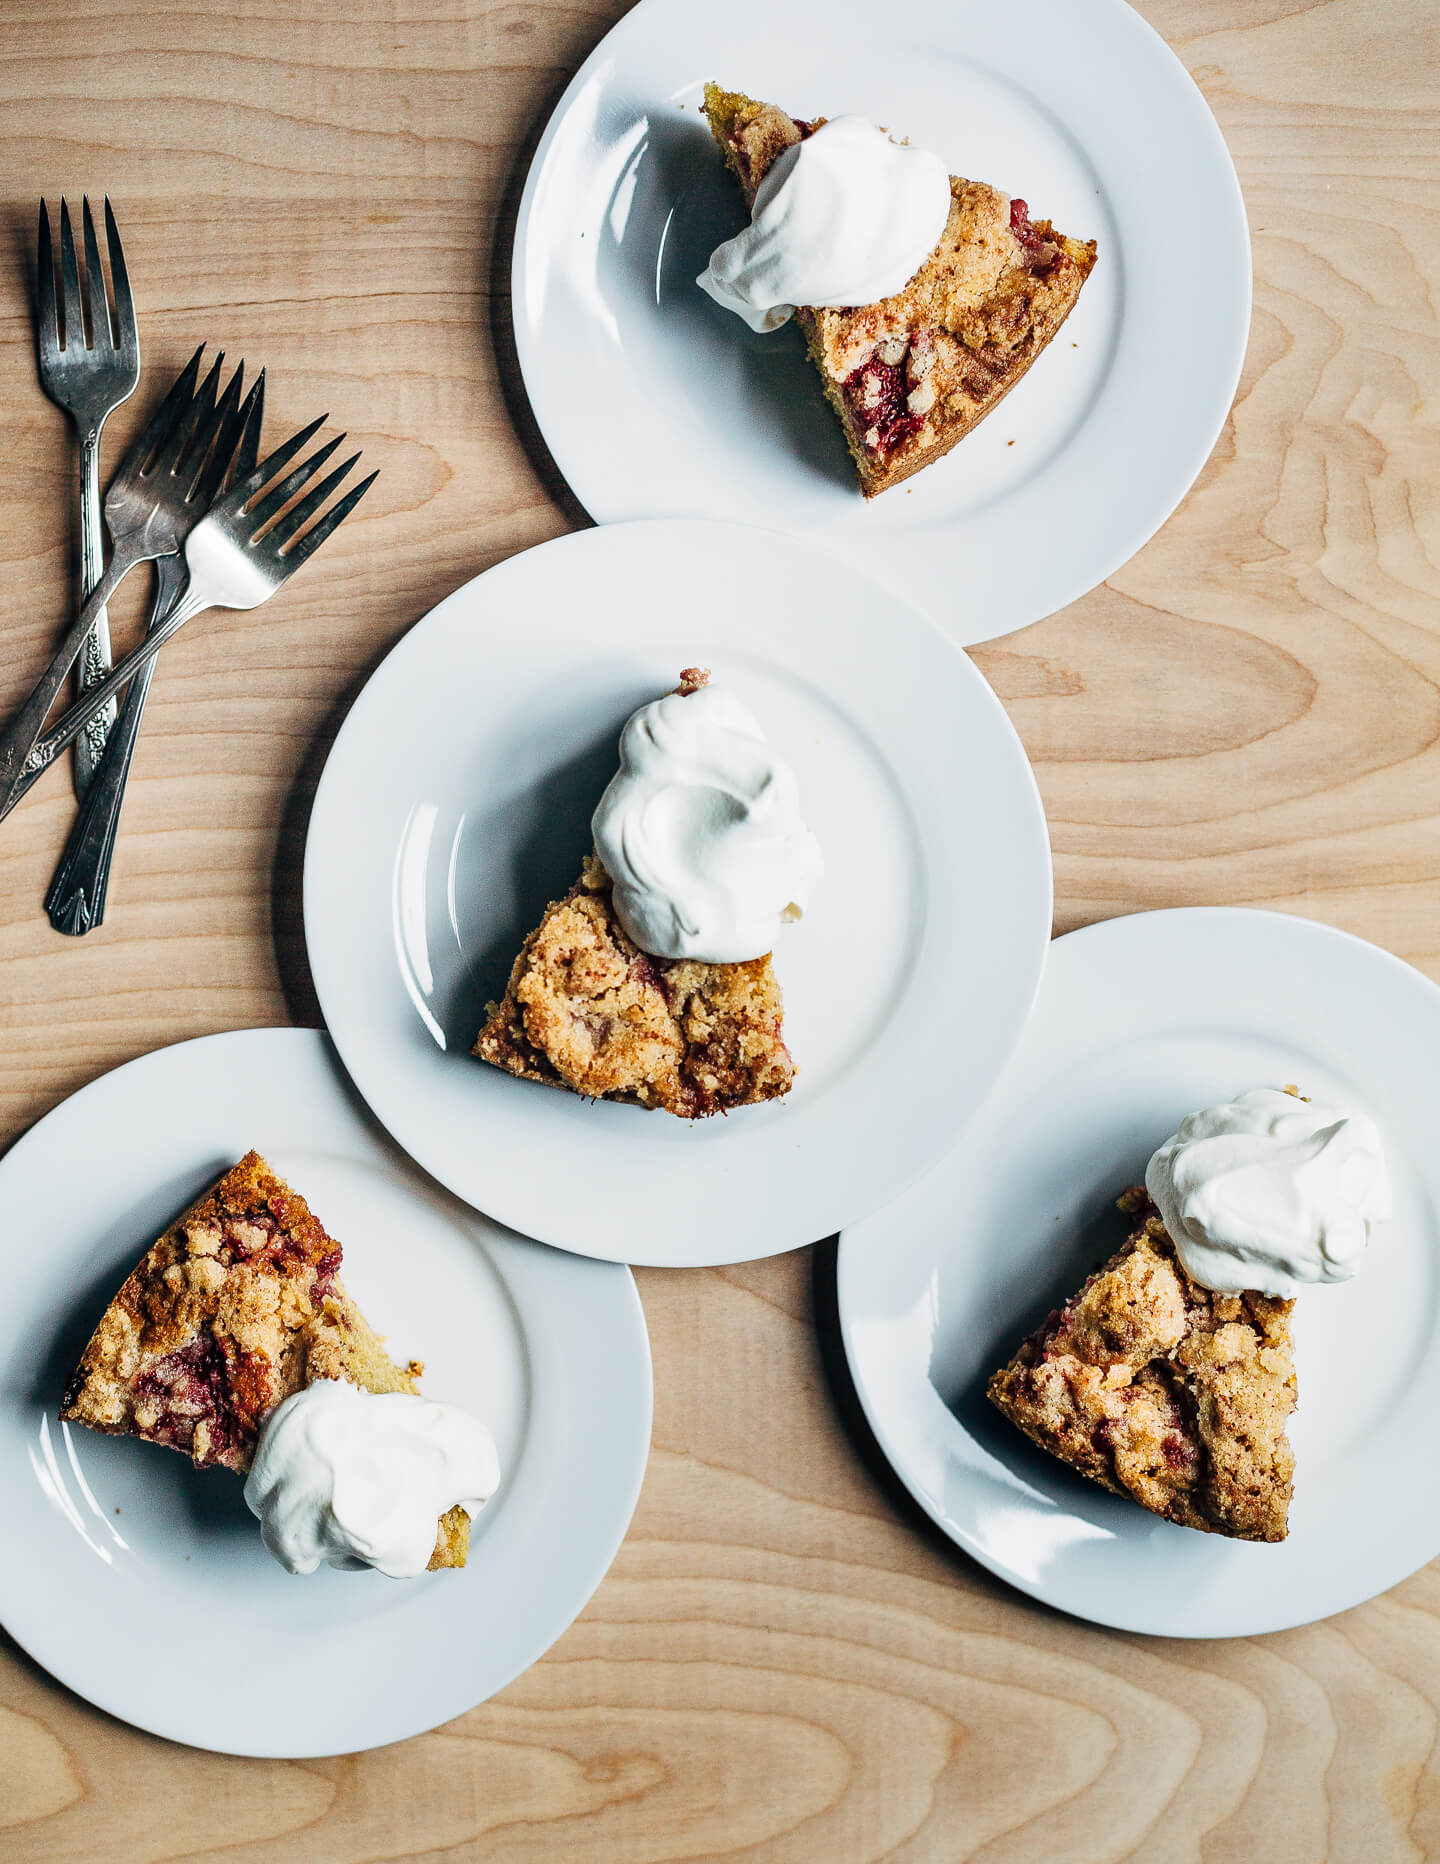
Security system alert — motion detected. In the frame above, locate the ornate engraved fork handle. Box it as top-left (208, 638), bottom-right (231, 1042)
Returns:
top-left (47, 557), bottom-right (186, 936)
top-left (46, 584), bottom-right (206, 750)
top-left (0, 547), bottom-right (134, 820)
top-left (74, 422), bottom-right (117, 797)
top-left (46, 660), bottom-right (152, 935)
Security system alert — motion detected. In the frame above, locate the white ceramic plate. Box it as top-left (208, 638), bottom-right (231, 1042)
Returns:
top-left (837, 909), bottom-right (1440, 1637)
top-left (303, 519), bottom-right (1051, 1267)
top-left (0, 1029), bottom-right (651, 1755)
top-left (511, 0), bottom-right (1250, 646)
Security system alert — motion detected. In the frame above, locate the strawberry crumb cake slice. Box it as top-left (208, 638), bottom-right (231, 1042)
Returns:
top-left (474, 853), bottom-right (794, 1116)
top-left (702, 83), bottom-right (1097, 496)
top-left (474, 666), bottom-right (819, 1119)
top-left (61, 1151), bottom-right (470, 1569)
top-left (987, 1189), bottom-right (1297, 1542)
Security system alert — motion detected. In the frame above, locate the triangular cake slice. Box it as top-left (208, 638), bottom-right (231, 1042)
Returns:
top-left (474, 667), bottom-right (798, 1118)
top-left (474, 855), bottom-right (794, 1117)
top-left (61, 1151), bottom-right (469, 1569)
top-left (987, 1189), bottom-right (1297, 1541)
top-left (703, 83), bottom-right (1098, 497)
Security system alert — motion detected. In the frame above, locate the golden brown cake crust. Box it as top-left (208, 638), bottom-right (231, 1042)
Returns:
top-left (60, 1151), bottom-right (469, 1570)
top-left (474, 856), bottom-right (794, 1117)
top-left (986, 1191), bottom-right (1296, 1543)
top-left (703, 83), bottom-right (1098, 497)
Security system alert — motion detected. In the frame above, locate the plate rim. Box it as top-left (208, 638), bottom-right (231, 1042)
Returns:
top-left (509, 0), bottom-right (1253, 647)
top-left (836, 905), bottom-right (1440, 1638)
top-left (301, 516), bottom-right (1054, 1267)
top-left (0, 1026), bottom-right (653, 1755)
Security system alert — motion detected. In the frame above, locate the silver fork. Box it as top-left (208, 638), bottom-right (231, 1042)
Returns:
top-left (0, 342), bottom-right (246, 819)
top-left (45, 353), bottom-right (259, 934)
top-left (0, 395), bottom-right (376, 824)
top-left (36, 197), bottom-right (141, 796)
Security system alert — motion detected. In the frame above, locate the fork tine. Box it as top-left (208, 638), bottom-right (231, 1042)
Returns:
top-left (247, 433), bottom-right (344, 530)
top-left (151, 349), bottom-right (223, 478)
top-left (81, 197), bottom-right (109, 349)
top-left (58, 199), bottom-right (85, 349)
top-left (188, 361), bottom-right (247, 507)
top-left (282, 468), bottom-right (377, 569)
top-left (122, 343), bottom-right (205, 475)
top-left (230, 412), bottom-right (328, 509)
top-left (228, 370), bottom-right (265, 488)
top-left (36, 200), bottom-right (58, 363)
top-left (104, 199), bottom-right (138, 370)
top-left (273, 451), bottom-right (361, 547)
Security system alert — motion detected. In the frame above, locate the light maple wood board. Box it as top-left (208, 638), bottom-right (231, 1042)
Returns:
top-left (2, 0), bottom-right (1438, 1857)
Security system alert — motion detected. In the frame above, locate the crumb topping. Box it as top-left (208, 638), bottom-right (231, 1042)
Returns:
top-left (474, 857), bottom-right (794, 1117)
top-left (987, 1195), bottom-right (1296, 1542)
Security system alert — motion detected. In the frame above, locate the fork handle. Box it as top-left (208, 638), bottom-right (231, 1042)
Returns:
top-left (44, 672), bottom-right (143, 933)
top-left (46, 558), bottom-right (187, 935)
top-left (73, 424), bottom-right (117, 798)
top-left (0, 546), bottom-right (138, 821)
top-left (0, 579), bottom-right (210, 823)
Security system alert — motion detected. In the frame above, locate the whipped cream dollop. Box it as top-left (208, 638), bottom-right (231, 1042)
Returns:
top-left (591, 682), bottom-right (823, 963)
top-left (244, 1379), bottom-right (500, 1579)
top-left (1145, 1087), bottom-right (1391, 1297)
top-left (697, 115), bottom-right (952, 332)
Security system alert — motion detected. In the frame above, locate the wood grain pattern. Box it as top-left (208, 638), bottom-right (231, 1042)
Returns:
top-left (1, 0), bottom-right (1438, 1856)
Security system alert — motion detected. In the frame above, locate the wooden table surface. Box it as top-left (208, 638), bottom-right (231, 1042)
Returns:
top-left (2, 0), bottom-right (1437, 1857)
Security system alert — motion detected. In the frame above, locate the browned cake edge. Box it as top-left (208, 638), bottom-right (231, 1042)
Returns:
top-left (802, 294), bottom-right (1089, 496)
top-left (475, 935), bottom-right (573, 1092)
